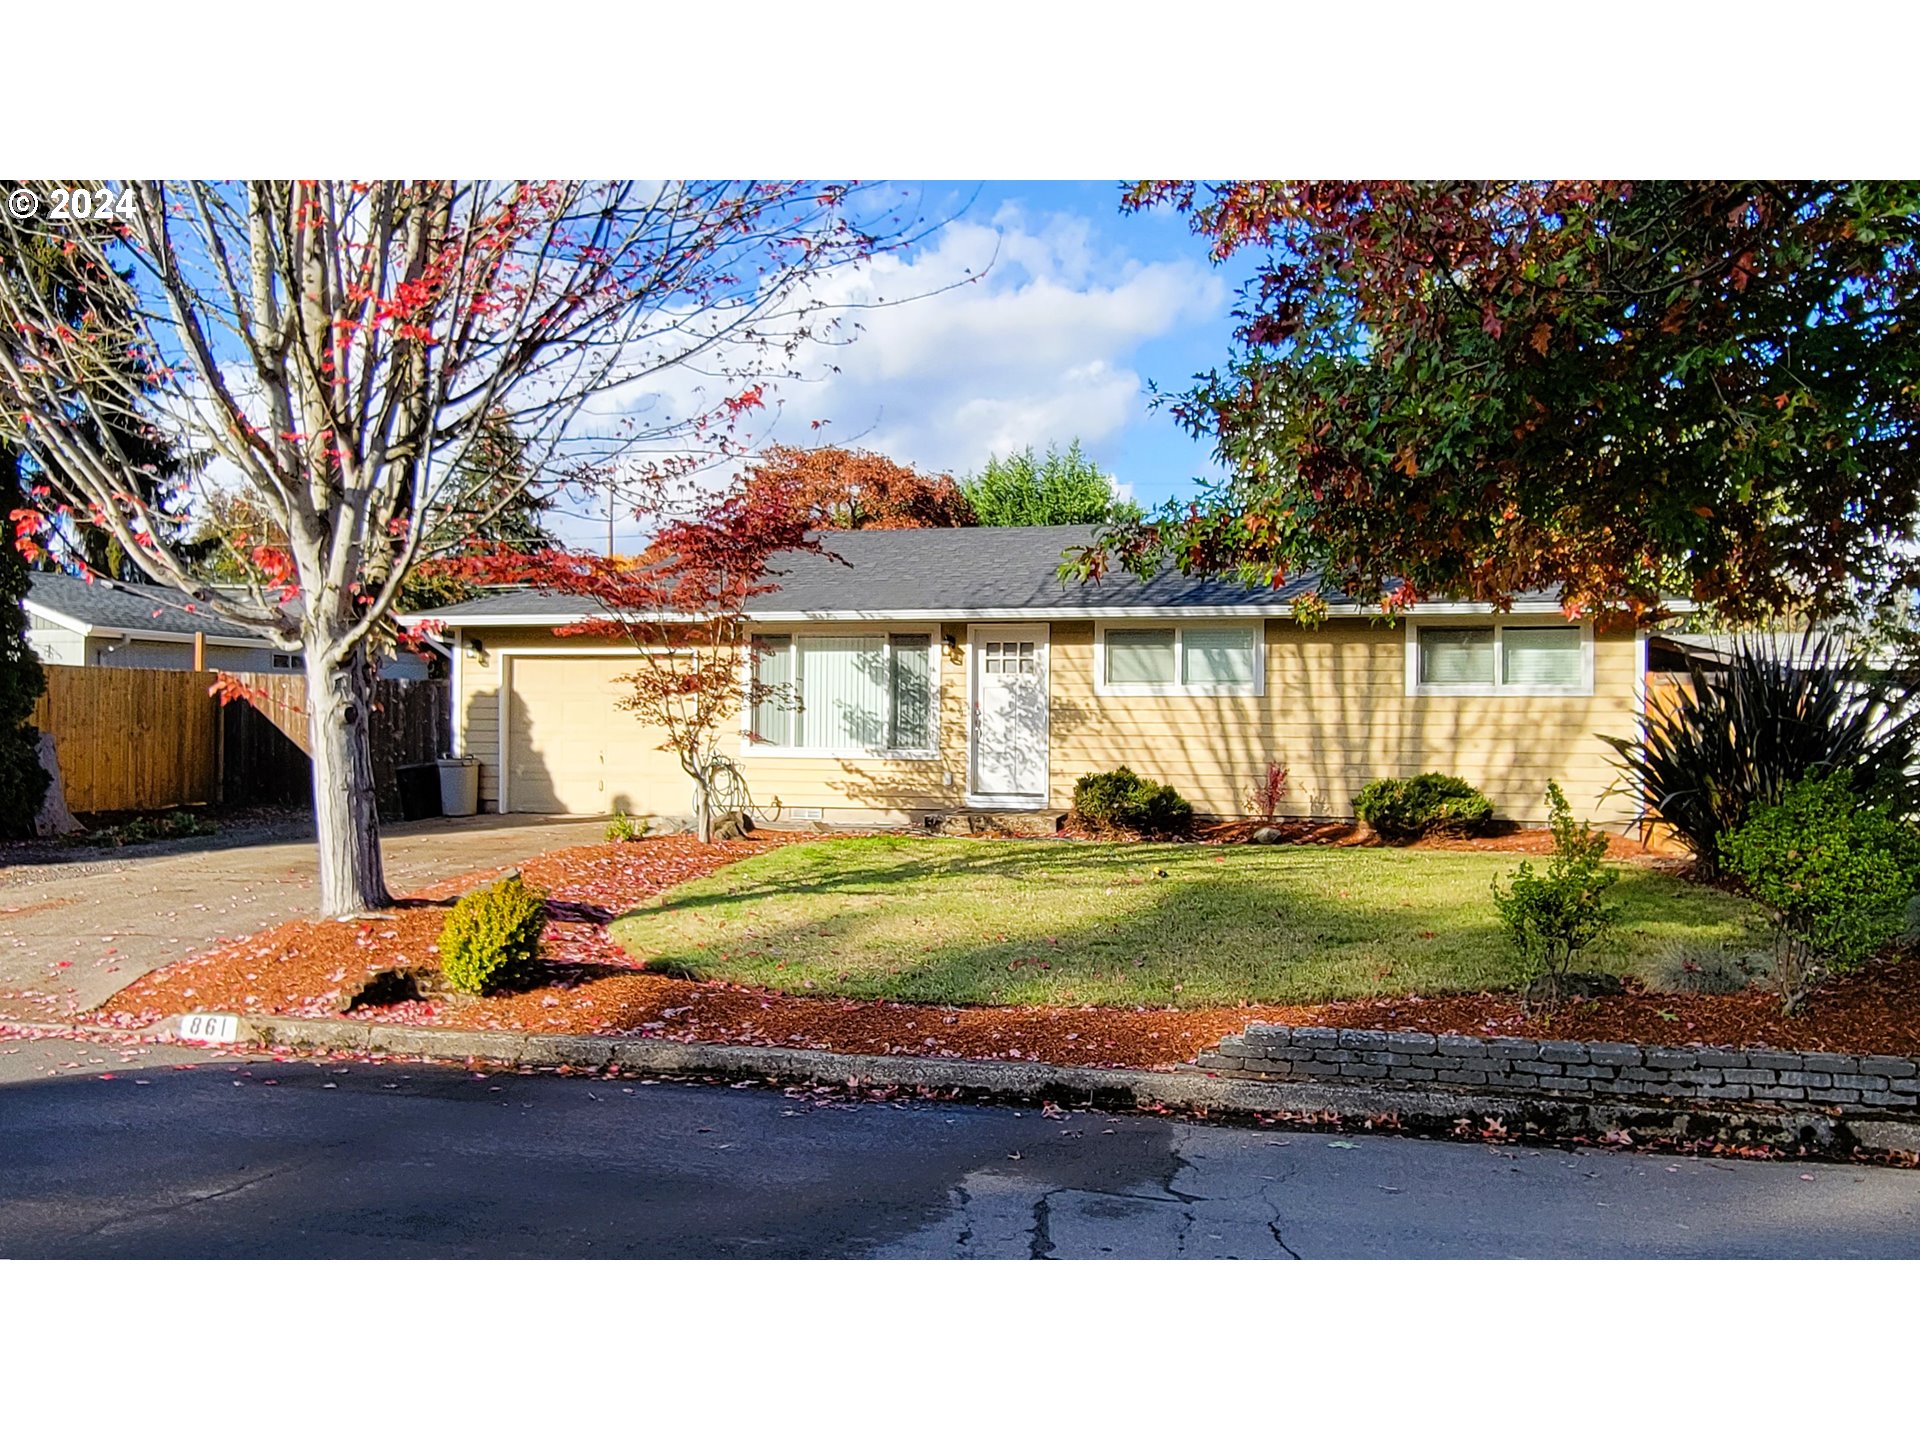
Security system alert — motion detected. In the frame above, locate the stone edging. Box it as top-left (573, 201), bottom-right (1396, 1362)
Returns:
top-left (1200, 1024), bottom-right (1920, 1115)
top-left (153, 1013), bottom-right (1920, 1162)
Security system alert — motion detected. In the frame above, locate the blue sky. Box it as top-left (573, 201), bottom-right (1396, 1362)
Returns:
top-left (897, 180), bottom-right (1257, 510)
top-left (565, 180), bottom-right (1261, 548)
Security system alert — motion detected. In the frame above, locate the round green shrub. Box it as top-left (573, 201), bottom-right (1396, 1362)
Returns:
top-left (1353, 773), bottom-right (1494, 839)
top-left (1719, 770), bottom-right (1920, 994)
top-left (438, 873), bottom-right (547, 996)
top-left (1071, 766), bottom-right (1194, 837)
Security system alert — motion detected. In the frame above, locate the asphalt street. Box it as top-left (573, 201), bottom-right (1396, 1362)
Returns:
top-left (4, 1034), bottom-right (1918, 1258)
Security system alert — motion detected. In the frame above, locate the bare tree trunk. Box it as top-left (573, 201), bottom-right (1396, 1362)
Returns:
top-left (307, 637), bottom-right (391, 915)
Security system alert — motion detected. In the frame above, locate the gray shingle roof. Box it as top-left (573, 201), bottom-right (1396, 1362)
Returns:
top-left (408, 525), bottom-right (1358, 623)
top-left (402, 524), bottom-right (1582, 624)
top-left (26, 572), bottom-right (268, 640)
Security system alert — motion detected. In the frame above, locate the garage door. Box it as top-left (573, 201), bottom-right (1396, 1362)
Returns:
top-left (503, 656), bottom-right (691, 815)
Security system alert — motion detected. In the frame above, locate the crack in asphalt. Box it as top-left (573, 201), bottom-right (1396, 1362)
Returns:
top-left (65, 1163), bottom-right (300, 1243)
top-left (952, 1184), bottom-right (972, 1253)
top-left (1258, 1156), bottom-right (1303, 1259)
top-left (1265, 1208), bottom-right (1302, 1260)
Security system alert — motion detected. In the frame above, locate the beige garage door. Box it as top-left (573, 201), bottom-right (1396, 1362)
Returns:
top-left (503, 656), bottom-right (690, 815)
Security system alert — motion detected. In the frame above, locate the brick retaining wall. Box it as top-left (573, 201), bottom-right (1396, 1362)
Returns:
top-left (1198, 1025), bottom-right (1920, 1115)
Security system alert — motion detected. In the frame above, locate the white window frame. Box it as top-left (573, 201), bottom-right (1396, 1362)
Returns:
top-left (1405, 618), bottom-right (1594, 697)
top-left (1093, 620), bottom-right (1265, 697)
top-left (740, 628), bottom-right (940, 760)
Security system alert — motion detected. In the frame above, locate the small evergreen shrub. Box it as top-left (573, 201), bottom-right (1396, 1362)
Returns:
top-left (1718, 771), bottom-right (1920, 1012)
top-left (605, 810), bottom-right (648, 843)
top-left (1071, 766), bottom-right (1194, 837)
top-left (1353, 773), bottom-right (1493, 839)
top-left (1491, 781), bottom-right (1620, 997)
top-left (438, 873), bottom-right (547, 996)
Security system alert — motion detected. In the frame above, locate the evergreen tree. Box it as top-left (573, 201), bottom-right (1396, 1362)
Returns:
top-left (2, 201), bottom-right (192, 579)
top-left (961, 440), bottom-right (1141, 528)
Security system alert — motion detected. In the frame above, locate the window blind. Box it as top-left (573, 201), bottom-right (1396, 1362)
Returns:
top-left (1501, 626), bottom-right (1582, 688)
top-left (1419, 627), bottom-right (1495, 686)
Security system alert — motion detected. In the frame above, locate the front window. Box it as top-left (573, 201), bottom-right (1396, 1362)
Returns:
top-left (1104, 629), bottom-right (1176, 686)
top-left (1412, 622), bottom-right (1589, 695)
top-left (1417, 627), bottom-right (1495, 687)
top-left (1098, 623), bottom-right (1263, 696)
top-left (749, 632), bottom-right (936, 754)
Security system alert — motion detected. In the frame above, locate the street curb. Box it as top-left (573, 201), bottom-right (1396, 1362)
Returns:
top-left (182, 1012), bottom-right (1920, 1163)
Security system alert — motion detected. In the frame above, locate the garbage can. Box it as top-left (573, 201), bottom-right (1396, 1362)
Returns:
top-left (437, 756), bottom-right (480, 817)
top-left (395, 761), bottom-right (443, 821)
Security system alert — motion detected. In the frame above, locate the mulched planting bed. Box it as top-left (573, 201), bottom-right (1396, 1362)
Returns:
top-left (96, 832), bottom-right (1918, 1070)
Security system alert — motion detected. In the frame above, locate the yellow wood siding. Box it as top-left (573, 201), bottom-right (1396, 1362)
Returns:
top-left (1048, 619), bottom-right (1639, 825)
top-left (455, 618), bottom-right (1642, 825)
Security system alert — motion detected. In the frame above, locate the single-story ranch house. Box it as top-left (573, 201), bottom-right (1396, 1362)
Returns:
top-left (410, 525), bottom-right (1660, 830)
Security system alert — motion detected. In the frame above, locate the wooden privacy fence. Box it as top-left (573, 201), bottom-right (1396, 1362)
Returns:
top-left (31, 668), bottom-right (449, 818)
top-left (220, 673), bottom-right (451, 818)
top-left (30, 667), bottom-right (220, 814)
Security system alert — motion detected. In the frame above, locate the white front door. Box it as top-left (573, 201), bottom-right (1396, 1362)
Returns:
top-left (969, 624), bottom-right (1049, 803)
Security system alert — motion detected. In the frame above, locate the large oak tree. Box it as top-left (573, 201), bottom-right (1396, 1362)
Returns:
top-left (1102, 182), bottom-right (1920, 620)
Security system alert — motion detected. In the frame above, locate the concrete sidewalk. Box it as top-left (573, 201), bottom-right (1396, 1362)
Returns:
top-left (0, 813), bottom-right (608, 1019)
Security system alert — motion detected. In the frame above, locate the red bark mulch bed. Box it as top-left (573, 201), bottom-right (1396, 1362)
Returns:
top-left (95, 832), bottom-right (1919, 1071)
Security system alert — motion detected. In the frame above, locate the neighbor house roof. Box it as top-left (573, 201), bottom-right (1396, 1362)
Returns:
top-left (24, 572), bottom-right (279, 647)
top-left (403, 524), bottom-right (1598, 626)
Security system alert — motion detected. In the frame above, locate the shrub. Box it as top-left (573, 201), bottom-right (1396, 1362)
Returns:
top-left (1353, 773), bottom-right (1493, 839)
top-left (1604, 632), bottom-right (1920, 873)
top-left (1073, 767), bottom-right (1142, 827)
top-left (605, 810), bottom-right (648, 844)
top-left (1244, 758), bottom-right (1289, 825)
top-left (438, 873), bottom-right (547, 996)
top-left (1718, 771), bottom-right (1920, 1012)
top-left (1640, 939), bottom-right (1770, 996)
top-left (1491, 781), bottom-right (1620, 996)
top-left (1071, 766), bottom-right (1194, 837)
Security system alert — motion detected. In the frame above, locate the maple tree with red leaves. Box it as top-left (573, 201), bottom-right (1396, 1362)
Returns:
top-left (740, 443), bottom-right (974, 530)
top-left (1091, 181), bottom-right (1920, 622)
top-left (455, 469), bottom-right (827, 842)
top-left (0, 181), bottom-right (922, 915)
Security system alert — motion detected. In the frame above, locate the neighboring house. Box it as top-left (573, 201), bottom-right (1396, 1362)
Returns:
top-left (409, 525), bottom-right (1665, 828)
top-left (26, 572), bottom-right (434, 680)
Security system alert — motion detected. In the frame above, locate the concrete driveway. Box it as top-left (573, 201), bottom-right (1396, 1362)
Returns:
top-left (0, 813), bottom-right (609, 1020)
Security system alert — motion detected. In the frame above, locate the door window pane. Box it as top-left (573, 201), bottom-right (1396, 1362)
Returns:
top-left (751, 636), bottom-right (792, 747)
top-left (797, 635), bottom-right (888, 749)
top-left (888, 634), bottom-right (933, 750)
top-left (1502, 626), bottom-right (1582, 688)
top-left (1418, 627), bottom-right (1495, 686)
top-left (1105, 628), bottom-right (1176, 686)
top-left (1182, 626), bottom-right (1256, 687)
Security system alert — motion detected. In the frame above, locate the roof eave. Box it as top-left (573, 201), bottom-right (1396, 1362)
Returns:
top-left (420, 596), bottom-right (1695, 628)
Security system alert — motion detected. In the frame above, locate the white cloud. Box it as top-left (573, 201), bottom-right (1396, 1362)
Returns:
top-left (783, 211), bottom-right (1223, 473)
top-left (547, 205), bottom-right (1224, 548)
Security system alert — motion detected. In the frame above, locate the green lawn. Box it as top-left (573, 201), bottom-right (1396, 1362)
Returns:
top-left (609, 836), bottom-right (1767, 1008)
